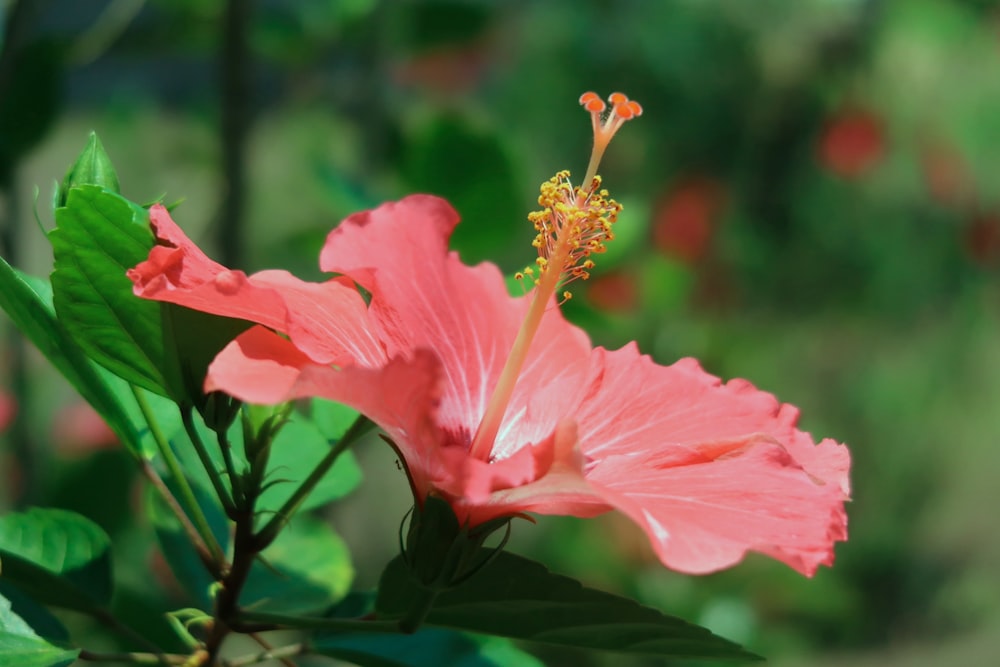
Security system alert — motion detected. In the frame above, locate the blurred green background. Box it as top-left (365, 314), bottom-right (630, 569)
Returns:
top-left (2, 0), bottom-right (1000, 665)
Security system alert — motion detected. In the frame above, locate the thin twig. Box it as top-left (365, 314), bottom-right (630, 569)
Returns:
top-left (235, 610), bottom-right (397, 634)
top-left (91, 607), bottom-right (172, 658)
top-left (138, 458), bottom-right (221, 578)
top-left (78, 649), bottom-right (188, 665)
top-left (133, 387), bottom-right (227, 566)
top-left (216, 423), bottom-right (245, 508)
top-left (181, 405), bottom-right (236, 516)
top-left (249, 632), bottom-right (297, 667)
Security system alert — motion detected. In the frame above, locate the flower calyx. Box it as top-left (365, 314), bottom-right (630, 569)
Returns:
top-left (401, 495), bottom-right (512, 593)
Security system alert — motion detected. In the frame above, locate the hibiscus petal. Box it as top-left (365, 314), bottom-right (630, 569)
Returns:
top-left (457, 421), bottom-right (610, 526)
top-left (573, 344), bottom-right (849, 575)
top-left (206, 326), bottom-right (447, 499)
top-left (589, 438), bottom-right (847, 575)
top-left (129, 205), bottom-right (384, 366)
top-left (317, 194), bottom-right (591, 457)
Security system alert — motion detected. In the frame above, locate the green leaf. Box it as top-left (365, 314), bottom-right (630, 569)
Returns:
top-left (313, 629), bottom-right (544, 667)
top-left (0, 508), bottom-right (113, 613)
top-left (259, 416), bottom-right (363, 514)
top-left (0, 582), bottom-right (70, 642)
top-left (309, 398), bottom-right (361, 440)
top-left (0, 260), bottom-right (153, 457)
top-left (0, 592), bottom-right (78, 667)
top-left (242, 516), bottom-right (353, 614)
top-left (375, 552), bottom-right (760, 662)
top-left (50, 185), bottom-right (174, 396)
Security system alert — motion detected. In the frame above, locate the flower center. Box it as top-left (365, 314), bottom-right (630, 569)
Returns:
top-left (468, 92), bottom-right (642, 462)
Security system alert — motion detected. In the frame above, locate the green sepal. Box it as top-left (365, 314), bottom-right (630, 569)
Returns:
top-left (402, 496), bottom-right (511, 592)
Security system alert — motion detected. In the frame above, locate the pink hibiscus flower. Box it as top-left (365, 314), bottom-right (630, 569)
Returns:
top-left (129, 93), bottom-right (849, 576)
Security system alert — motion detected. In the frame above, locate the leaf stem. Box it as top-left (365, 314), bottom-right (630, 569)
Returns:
top-left (216, 422), bottom-right (245, 508)
top-left (236, 610), bottom-right (398, 634)
top-left (254, 415), bottom-right (373, 549)
top-left (137, 458), bottom-right (220, 578)
top-left (78, 648), bottom-right (187, 665)
top-left (181, 404), bottom-right (237, 517)
top-left (133, 386), bottom-right (226, 566)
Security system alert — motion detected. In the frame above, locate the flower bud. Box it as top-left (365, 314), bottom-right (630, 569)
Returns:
top-left (56, 132), bottom-right (120, 208)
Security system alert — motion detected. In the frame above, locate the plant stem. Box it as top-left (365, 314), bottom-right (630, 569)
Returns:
top-left (216, 425), bottom-right (245, 508)
top-left (134, 387), bottom-right (227, 566)
top-left (204, 506), bottom-right (259, 663)
top-left (181, 405), bottom-right (237, 516)
top-left (236, 610), bottom-right (398, 634)
top-left (78, 649), bottom-right (186, 665)
top-left (138, 458), bottom-right (220, 577)
top-left (254, 416), bottom-right (373, 549)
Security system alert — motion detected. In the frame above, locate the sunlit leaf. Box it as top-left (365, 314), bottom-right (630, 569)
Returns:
top-left (0, 509), bottom-right (113, 613)
top-left (50, 185), bottom-right (173, 396)
top-left (0, 583), bottom-right (69, 643)
top-left (242, 516), bottom-right (353, 614)
top-left (0, 592), bottom-right (78, 667)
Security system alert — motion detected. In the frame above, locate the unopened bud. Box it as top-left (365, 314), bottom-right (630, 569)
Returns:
top-left (56, 132), bottom-right (120, 208)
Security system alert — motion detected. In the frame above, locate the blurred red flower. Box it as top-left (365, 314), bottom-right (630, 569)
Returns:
top-left (586, 270), bottom-right (639, 313)
top-left (920, 141), bottom-right (973, 207)
top-left (52, 401), bottom-right (118, 456)
top-left (964, 212), bottom-right (1000, 266)
top-left (0, 391), bottom-right (15, 434)
top-left (652, 177), bottom-right (726, 264)
top-left (817, 108), bottom-right (885, 178)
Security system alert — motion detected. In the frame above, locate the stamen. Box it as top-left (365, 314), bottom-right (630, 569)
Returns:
top-left (468, 92), bottom-right (640, 462)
